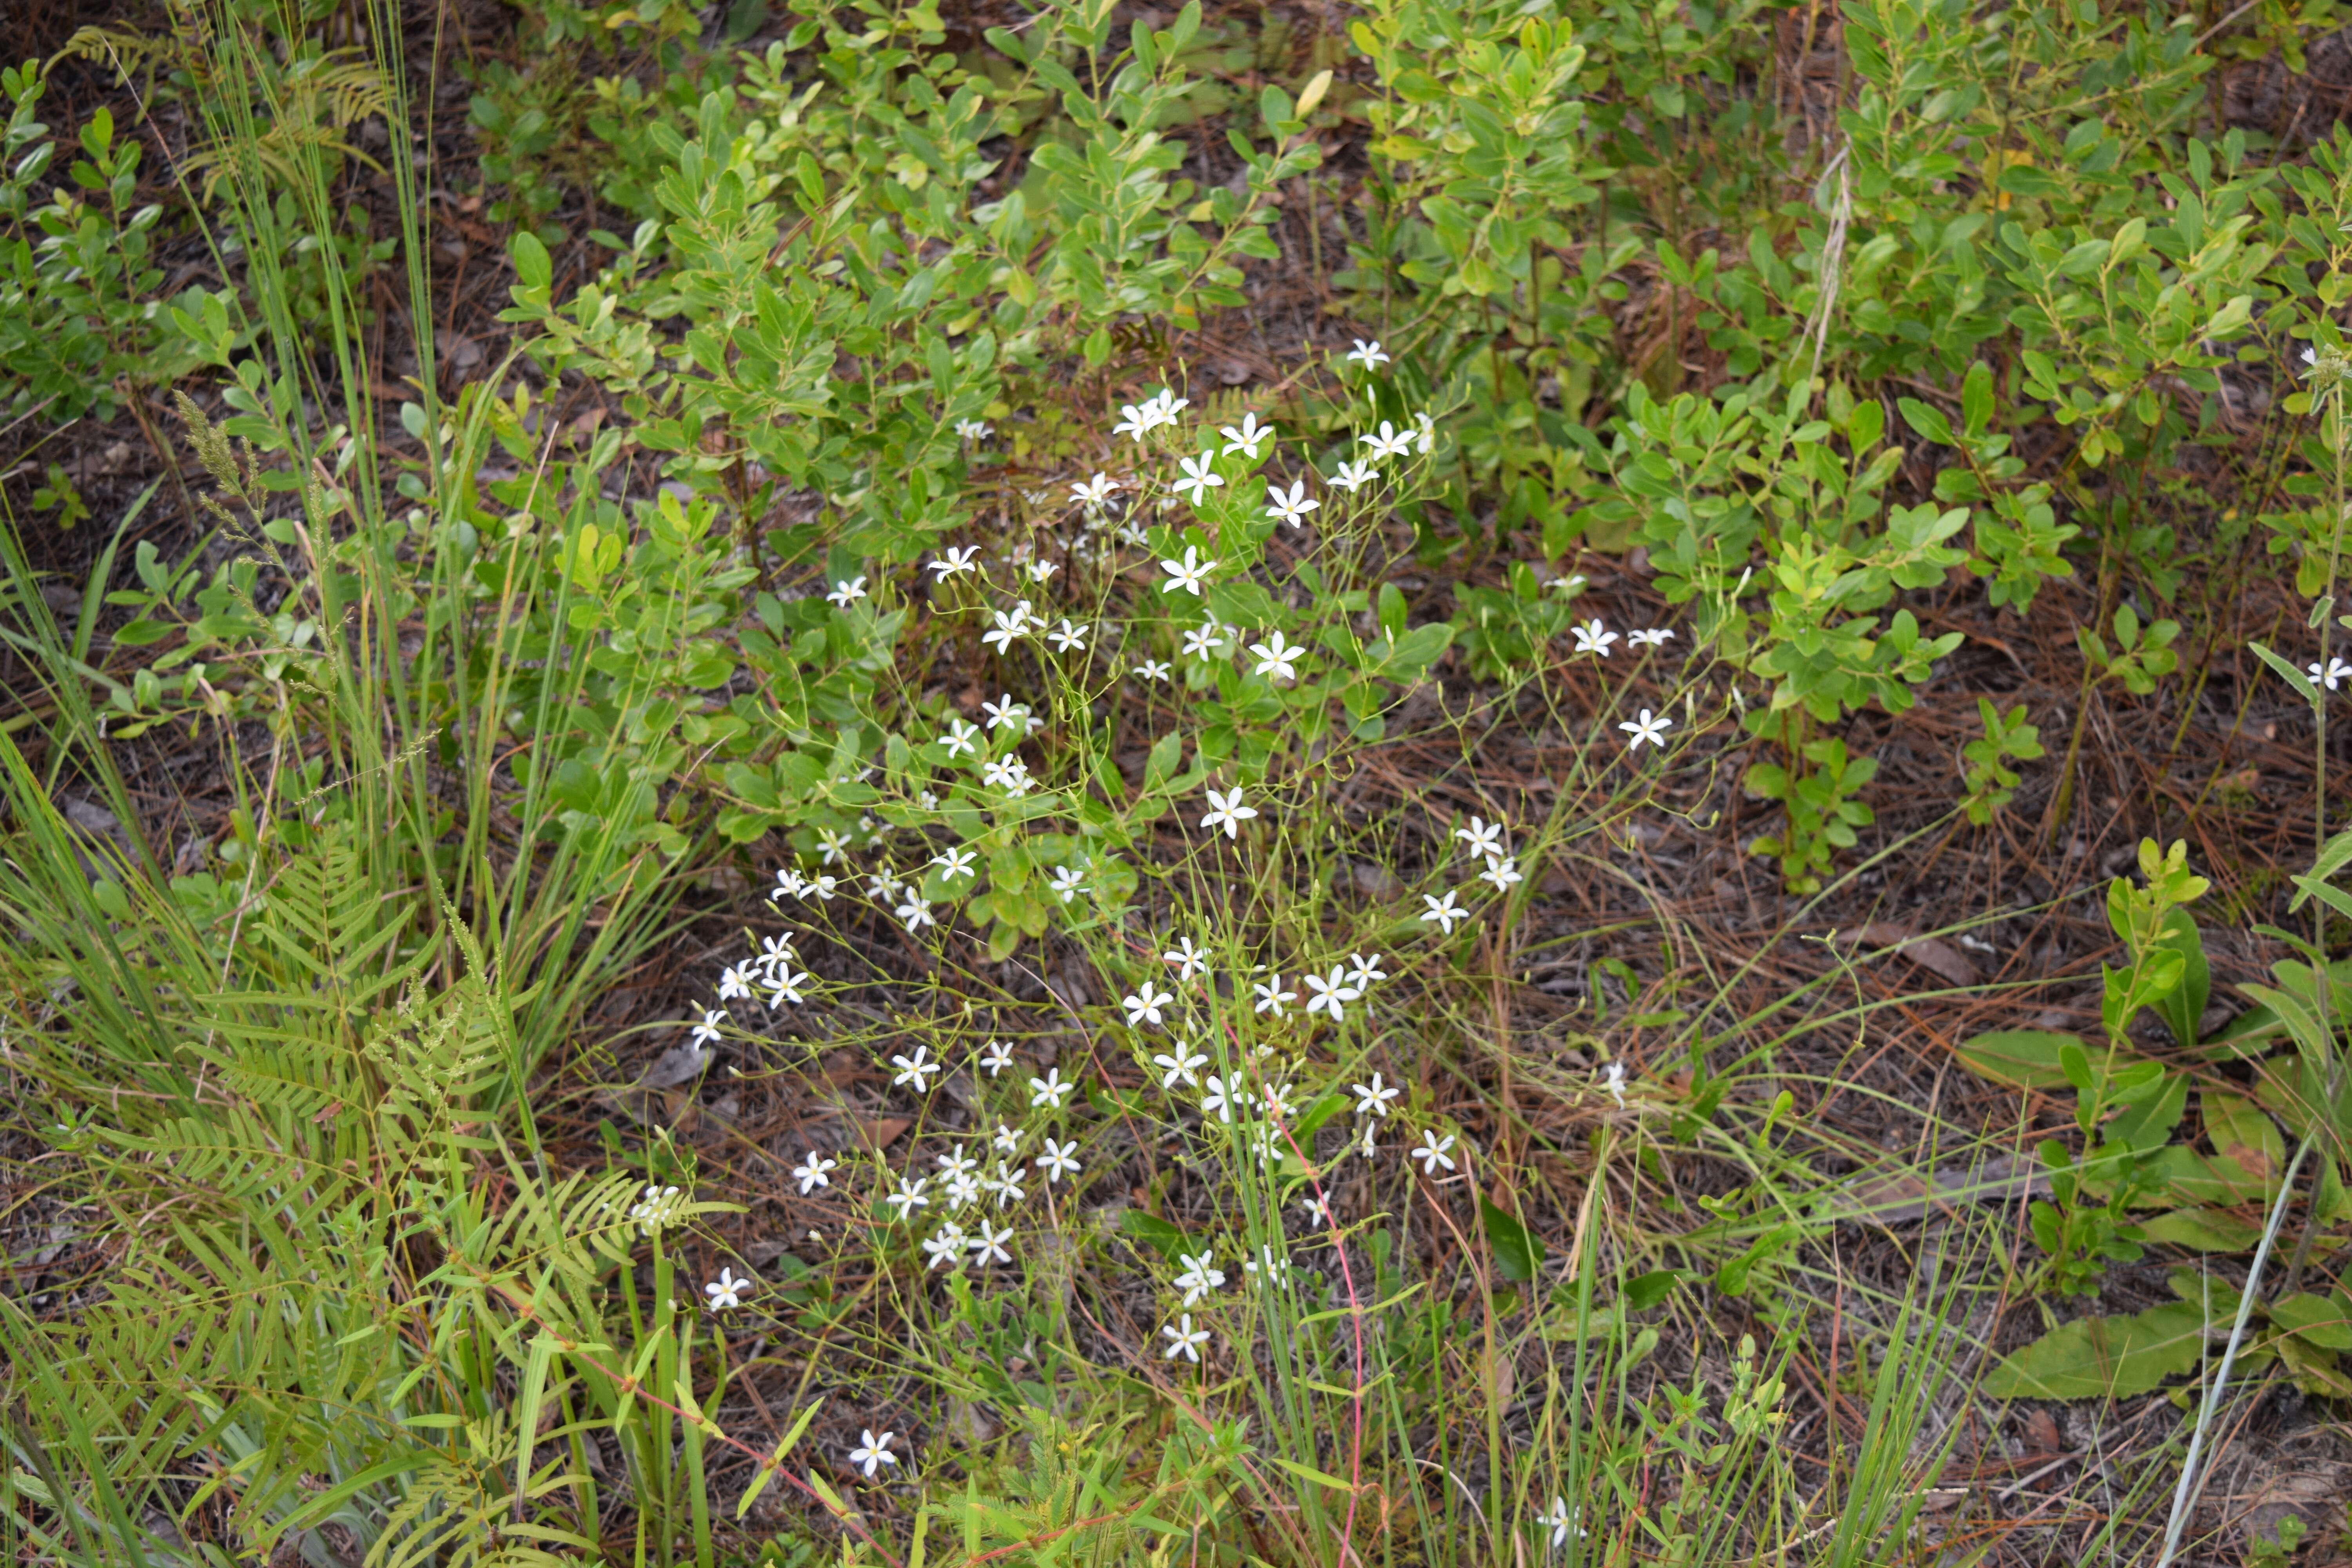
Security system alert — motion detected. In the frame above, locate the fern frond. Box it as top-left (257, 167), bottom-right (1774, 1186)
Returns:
top-left (180, 47), bottom-right (393, 203)
top-left (241, 828), bottom-right (421, 1024)
top-left (365, 975), bottom-right (512, 1169)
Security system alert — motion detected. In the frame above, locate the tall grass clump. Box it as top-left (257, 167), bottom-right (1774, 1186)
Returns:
top-left (0, 0), bottom-right (716, 1553)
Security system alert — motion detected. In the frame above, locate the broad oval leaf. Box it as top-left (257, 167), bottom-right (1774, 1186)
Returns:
top-left (1480, 1195), bottom-right (1544, 1284)
top-left (1984, 1301), bottom-right (2212, 1399)
top-left (1956, 1029), bottom-right (2090, 1090)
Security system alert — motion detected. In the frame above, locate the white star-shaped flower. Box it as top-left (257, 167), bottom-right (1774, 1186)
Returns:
top-left (1200, 787), bottom-right (1258, 838)
top-left (1411, 1129), bottom-right (1457, 1175)
top-left (1455, 815), bottom-right (1506, 861)
top-left (1265, 478), bottom-right (1319, 528)
top-left (1359, 421), bottom-right (1413, 460)
top-left (1328, 460), bottom-right (1377, 492)
top-left (1173, 1250), bottom-right (1226, 1305)
top-left (1123, 984), bottom-right (1175, 1027)
top-left (884, 1053), bottom-right (941, 1091)
top-left (967, 1220), bottom-right (1014, 1265)
top-left (986, 1162), bottom-right (1025, 1209)
top-left (1249, 630), bottom-right (1306, 682)
top-left (1618, 709), bottom-right (1673, 750)
top-left (1303, 967), bottom-right (1359, 1020)
top-left (1345, 339), bottom-right (1389, 368)
top-left (703, 1267), bottom-right (752, 1311)
top-left (1158, 545), bottom-right (1216, 596)
top-left (1173, 452), bottom-right (1225, 506)
top-left (1571, 619), bottom-right (1618, 657)
top-left (791, 1151), bottom-right (837, 1194)
top-left (764, 967), bottom-right (812, 1008)
top-left (1200, 1074), bottom-right (1236, 1122)
top-left (1536, 1498), bottom-right (1585, 1549)
top-left (848, 1429), bottom-right (898, 1477)
top-left (981, 606), bottom-right (1033, 653)
top-left (1219, 412), bottom-right (1271, 459)
top-left (1242, 1244), bottom-right (1288, 1285)
top-left (1162, 1313), bottom-right (1211, 1361)
top-left (980, 757), bottom-right (1031, 795)
top-left (1421, 890), bottom-right (1468, 933)
top-left (1028, 1068), bottom-right (1076, 1109)
top-left (1479, 856), bottom-right (1523, 892)
top-left (937, 718), bottom-right (980, 759)
top-left (1113, 400), bottom-right (1167, 441)
top-left (1352, 1073), bottom-right (1399, 1118)
top-left (827, 576), bottom-right (868, 607)
top-left (1252, 973), bottom-right (1297, 1016)
top-left (1163, 935), bottom-right (1209, 980)
top-left (1035, 1138), bottom-right (1081, 1183)
top-left (1180, 622), bottom-right (1229, 661)
top-left (1152, 1044), bottom-right (1209, 1089)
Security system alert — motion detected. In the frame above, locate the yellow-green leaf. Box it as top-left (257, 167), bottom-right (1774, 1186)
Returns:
top-left (1983, 1301), bottom-right (2211, 1399)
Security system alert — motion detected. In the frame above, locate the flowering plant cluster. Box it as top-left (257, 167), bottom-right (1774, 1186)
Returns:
top-left (696, 352), bottom-right (1690, 966)
top-left (644, 352), bottom-right (1696, 1504)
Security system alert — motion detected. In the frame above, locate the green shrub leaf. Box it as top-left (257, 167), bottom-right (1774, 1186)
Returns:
top-left (1955, 1029), bottom-right (2090, 1089)
top-left (1984, 1301), bottom-right (2212, 1399)
top-left (1480, 1196), bottom-right (1544, 1283)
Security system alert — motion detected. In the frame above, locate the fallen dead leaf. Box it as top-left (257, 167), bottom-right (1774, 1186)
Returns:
top-left (1850, 921), bottom-right (1979, 987)
top-left (851, 1116), bottom-right (912, 1153)
top-left (2242, 1463), bottom-right (2348, 1551)
top-left (636, 1040), bottom-right (709, 1090)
